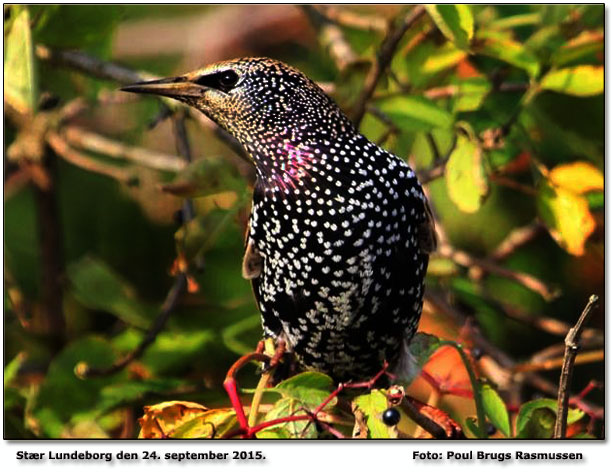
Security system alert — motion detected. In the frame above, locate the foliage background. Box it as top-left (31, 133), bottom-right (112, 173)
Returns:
top-left (3, 4), bottom-right (604, 438)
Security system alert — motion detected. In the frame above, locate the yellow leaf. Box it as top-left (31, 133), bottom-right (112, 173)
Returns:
top-left (537, 181), bottom-right (596, 256)
top-left (541, 65), bottom-right (603, 96)
top-left (550, 162), bottom-right (603, 194)
top-left (138, 400), bottom-right (235, 438)
top-left (4, 6), bottom-right (38, 115)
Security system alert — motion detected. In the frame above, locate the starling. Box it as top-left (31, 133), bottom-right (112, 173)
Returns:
top-left (122, 58), bottom-right (436, 382)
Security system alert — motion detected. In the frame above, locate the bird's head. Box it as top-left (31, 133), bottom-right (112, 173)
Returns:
top-left (122, 58), bottom-right (355, 161)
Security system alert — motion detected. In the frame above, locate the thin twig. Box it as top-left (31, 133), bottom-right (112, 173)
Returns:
top-left (35, 44), bottom-right (150, 84)
top-left (78, 273), bottom-right (188, 377)
top-left (351, 5), bottom-right (426, 124)
top-left (514, 349), bottom-right (603, 373)
top-left (425, 292), bottom-right (604, 421)
top-left (554, 295), bottom-right (599, 438)
top-left (77, 110), bottom-right (198, 378)
top-left (437, 242), bottom-right (559, 301)
top-left (490, 222), bottom-right (543, 261)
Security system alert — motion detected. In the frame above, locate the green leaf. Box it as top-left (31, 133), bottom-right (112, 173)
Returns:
top-left (32, 5), bottom-right (122, 57)
top-left (377, 96), bottom-right (454, 132)
top-left (160, 157), bottom-right (245, 198)
top-left (445, 131), bottom-right (489, 213)
top-left (404, 332), bottom-right (444, 383)
top-left (552, 30), bottom-right (603, 66)
top-left (141, 330), bottom-right (215, 375)
top-left (422, 42), bottom-right (467, 74)
top-left (260, 397), bottom-right (317, 438)
top-left (4, 352), bottom-right (26, 388)
top-left (516, 399), bottom-right (584, 438)
top-left (222, 315), bottom-right (261, 355)
top-left (488, 12), bottom-right (541, 30)
top-left (452, 77), bottom-right (493, 113)
top-left (426, 4), bottom-right (474, 51)
top-left (175, 207), bottom-right (241, 262)
top-left (97, 379), bottom-right (187, 412)
top-left (4, 6), bottom-right (38, 115)
top-left (353, 390), bottom-right (390, 438)
top-left (476, 32), bottom-right (540, 77)
top-left (480, 382), bottom-right (510, 437)
top-left (541, 66), bottom-right (603, 96)
top-left (31, 337), bottom-right (118, 437)
top-left (256, 427), bottom-right (292, 439)
top-left (274, 372), bottom-right (335, 409)
top-left (67, 256), bottom-right (156, 329)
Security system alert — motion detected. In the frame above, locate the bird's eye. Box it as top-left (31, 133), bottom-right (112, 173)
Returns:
top-left (194, 70), bottom-right (240, 93)
top-left (218, 70), bottom-right (239, 89)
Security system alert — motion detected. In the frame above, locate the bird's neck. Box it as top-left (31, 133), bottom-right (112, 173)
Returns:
top-left (243, 130), bottom-right (378, 193)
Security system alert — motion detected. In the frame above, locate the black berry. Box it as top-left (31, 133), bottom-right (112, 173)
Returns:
top-left (382, 408), bottom-right (401, 426)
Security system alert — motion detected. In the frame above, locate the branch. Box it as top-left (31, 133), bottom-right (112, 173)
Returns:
top-left (36, 44), bottom-right (251, 165)
top-left (35, 44), bottom-right (150, 84)
top-left (33, 153), bottom-right (65, 346)
top-left (554, 295), bottom-right (599, 438)
top-left (301, 5), bottom-right (361, 71)
top-left (514, 349), bottom-right (603, 373)
top-left (437, 241), bottom-right (559, 301)
top-left (351, 5), bottom-right (426, 124)
top-left (490, 222), bottom-right (543, 261)
top-left (310, 5), bottom-right (387, 32)
top-left (76, 111), bottom-right (198, 378)
top-left (47, 132), bottom-right (136, 184)
top-left (63, 126), bottom-right (186, 172)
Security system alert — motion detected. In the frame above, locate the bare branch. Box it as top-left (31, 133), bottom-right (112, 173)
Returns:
top-left (301, 5), bottom-right (361, 71)
top-left (490, 222), bottom-right (543, 261)
top-left (352, 5), bottom-right (426, 124)
top-left (514, 349), bottom-right (603, 373)
top-left (63, 126), bottom-right (186, 172)
top-left (36, 44), bottom-right (151, 84)
top-left (311, 5), bottom-right (387, 33)
top-left (47, 132), bottom-right (136, 184)
top-left (437, 241), bottom-right (559, 301)
top-left (554, 295), bottom-right (600, 438)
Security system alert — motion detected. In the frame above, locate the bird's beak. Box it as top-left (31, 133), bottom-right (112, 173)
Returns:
top-left (120, 76), bottom-right (205, 99)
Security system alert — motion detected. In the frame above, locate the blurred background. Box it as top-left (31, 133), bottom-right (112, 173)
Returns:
top-left (4, 4), bottom-right (604, 438)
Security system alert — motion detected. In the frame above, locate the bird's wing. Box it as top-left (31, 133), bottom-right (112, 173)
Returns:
top-left (242, 236), bottom-right (263, 279)
top-left (418, 199), bottom-right (437, 254)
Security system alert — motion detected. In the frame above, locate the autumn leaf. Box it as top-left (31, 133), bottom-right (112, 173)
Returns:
top-left (550, 161), bottom-right (603, 194)
top-left (138, 401), bottom-right (236, 438)
top-left (537, 180), bottom-right (596, 256)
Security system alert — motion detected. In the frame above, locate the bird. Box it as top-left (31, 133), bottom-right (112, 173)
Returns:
top-left (122, 58), bottom-right (436, 383)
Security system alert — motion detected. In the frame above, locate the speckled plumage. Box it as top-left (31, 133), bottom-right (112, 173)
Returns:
top-left (123, 58), bottom-right (435, 382)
